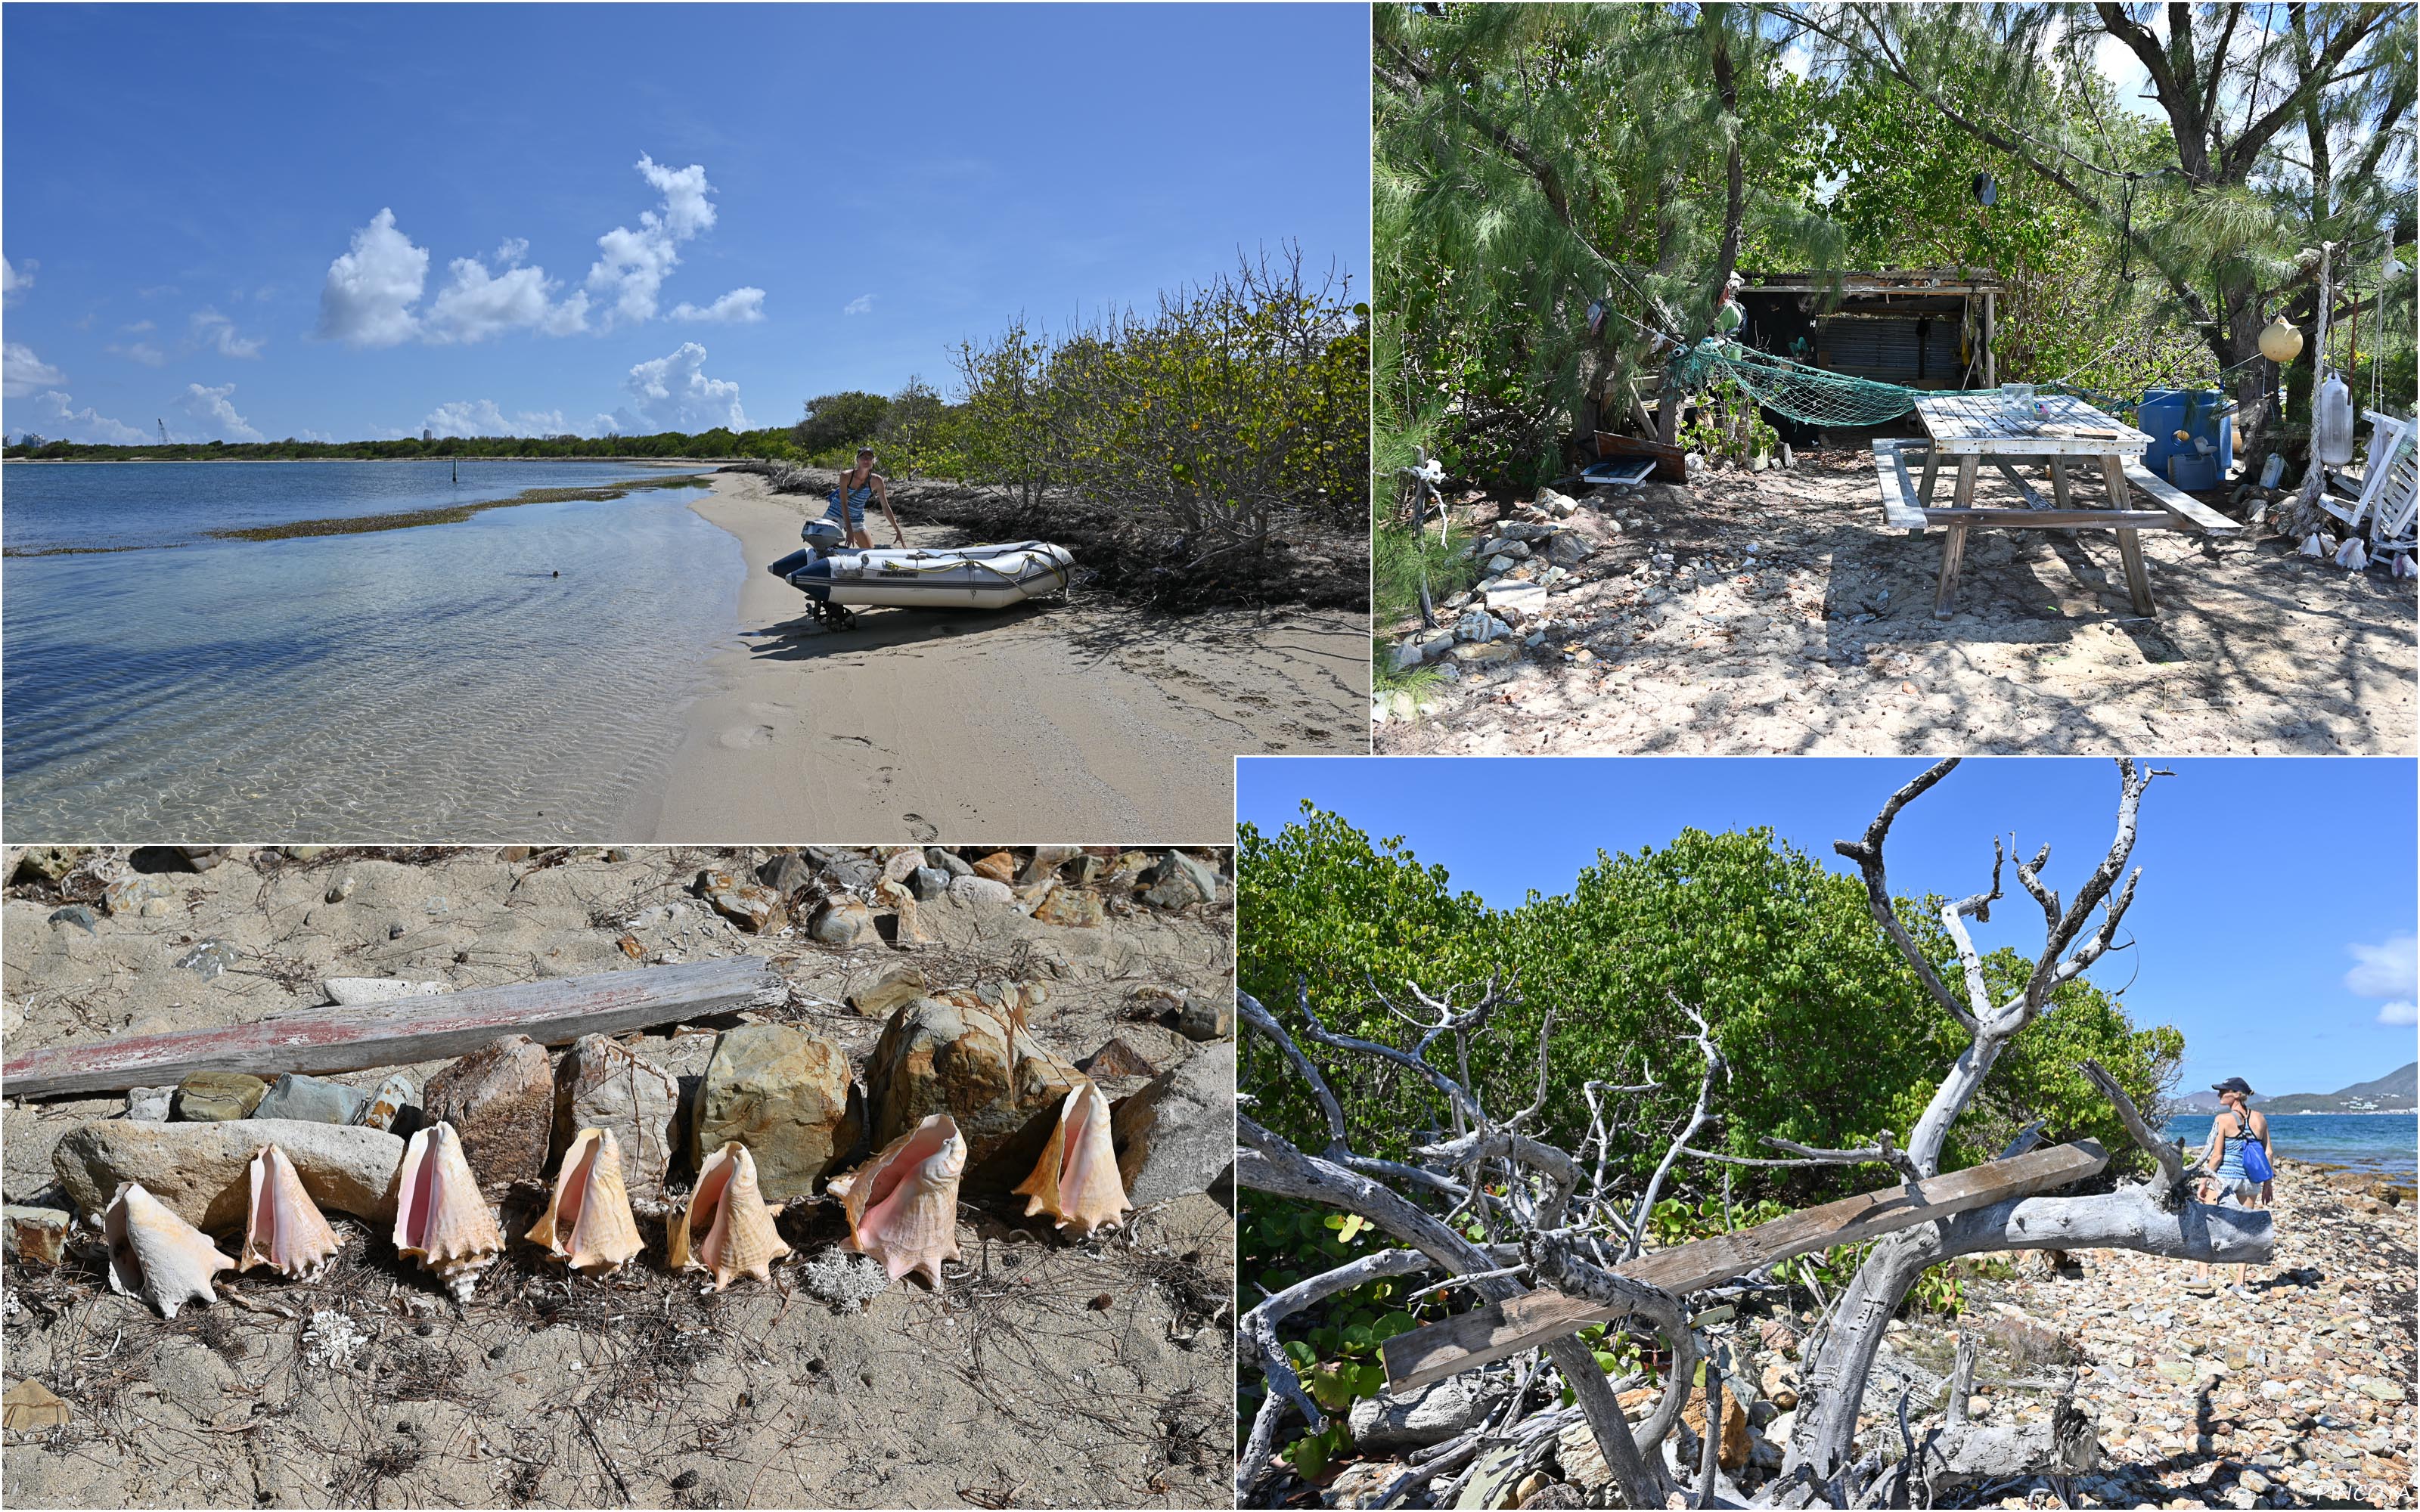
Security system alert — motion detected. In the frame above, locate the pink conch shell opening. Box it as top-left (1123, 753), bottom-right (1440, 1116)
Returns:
top-left (840, 1114), bottom-right (965, 1287)
top-left (394, 1122), bottom-right (504, 1302)
top-left (527, 1126), bottom-right (644, 1275)
top-left (1013, 1080), bottom-right (1131, 1238)
top-left (240, 1144), bottom-right (343, 1281)
top-left (669, 1141), bottom-right (788, 1291)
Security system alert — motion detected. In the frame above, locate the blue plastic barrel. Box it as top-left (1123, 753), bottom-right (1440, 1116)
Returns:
top-left (2140, 389), bottom-right (2233, 480)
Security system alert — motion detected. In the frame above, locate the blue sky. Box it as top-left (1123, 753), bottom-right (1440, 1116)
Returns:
top-left (2, 3), bottom-right (1369, 445)
top-left (1239, 757), bottom-right (2420, 1099)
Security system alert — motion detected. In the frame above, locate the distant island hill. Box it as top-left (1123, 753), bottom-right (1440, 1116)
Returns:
top-left (2173, 1061), bottom-right (2418, 1114)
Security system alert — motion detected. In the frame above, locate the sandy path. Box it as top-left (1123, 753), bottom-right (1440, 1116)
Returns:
top-left (1378, 458), bottom-right (2415, 755)
top-left (640, 473), bottom-right (1366, 841)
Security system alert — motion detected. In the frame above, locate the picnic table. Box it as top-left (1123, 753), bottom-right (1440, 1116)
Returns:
top-left (1870, 391), bottom-right (2238, 618)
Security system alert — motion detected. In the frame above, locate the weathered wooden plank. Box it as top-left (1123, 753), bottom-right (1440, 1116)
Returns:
top-left (1931, 435), bottom-right (2146, 457)
top-left (2120, 460), bottom-right (2241, 535)
top-left (0, 957), bottom-right (786, 1098)
top-left (1380, 1141), bottom-right (2108, 1393)
top-left (1872, 438), bottom-right (1931, 532)
top-left (1918, 508), bottom-right (2175, 530)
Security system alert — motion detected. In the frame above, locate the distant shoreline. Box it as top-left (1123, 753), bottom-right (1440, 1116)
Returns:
top-left (2, 469), bottom-right (713, 554)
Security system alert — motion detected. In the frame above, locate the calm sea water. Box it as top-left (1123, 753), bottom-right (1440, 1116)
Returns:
top-left (2163, 1112), bottom-right (2416, 1180)
top-left (3, 460), bottom-right (736, 838)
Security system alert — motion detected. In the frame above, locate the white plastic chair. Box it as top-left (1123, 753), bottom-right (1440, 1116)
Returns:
top-left (2360, 411), bottom-right (2417, 566)
top-left (2320, 410), bottom-right (2413, 534)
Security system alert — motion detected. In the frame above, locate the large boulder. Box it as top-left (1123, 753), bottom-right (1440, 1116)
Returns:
top-left (420, 1035), bottom-right (555, 1195)
top-left (1110, 1042), bottom-right (1233, 1205)
top-left (863, 991), bottom-right (1080, 1182)
top-left (553, 1034), bottom-right (680, 1200)
top-left (51, 1118), bottom-right (406, 1232)
top-left (691, 1024), bottom-right (859, 1201)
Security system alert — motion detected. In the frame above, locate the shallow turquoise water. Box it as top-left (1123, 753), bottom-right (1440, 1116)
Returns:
top-left (3, 461), bottom-right (737, 838)
top-left (2162, 1112), bottom-right (2415, 1179)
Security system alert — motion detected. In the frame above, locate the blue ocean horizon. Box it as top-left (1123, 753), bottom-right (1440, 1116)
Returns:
top-left (2161, 1111), bottom-right (2416, 1180)
top-left (2, 459), bottom-right (734, 838)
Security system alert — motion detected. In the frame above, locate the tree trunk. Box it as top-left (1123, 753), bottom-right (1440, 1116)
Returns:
top-left (1784, 1185), bottom-right (2273, 1483)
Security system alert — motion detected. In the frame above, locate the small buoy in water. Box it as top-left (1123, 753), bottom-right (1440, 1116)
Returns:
top-left (551, 570), bottom-right (560, 578)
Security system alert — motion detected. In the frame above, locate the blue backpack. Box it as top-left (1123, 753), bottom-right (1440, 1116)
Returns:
top-left (2238, 1118), bottom-right (2273, 1183)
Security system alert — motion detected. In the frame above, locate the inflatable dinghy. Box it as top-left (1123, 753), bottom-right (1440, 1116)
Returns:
top-left (768, 518), bottom-right (1073, 627)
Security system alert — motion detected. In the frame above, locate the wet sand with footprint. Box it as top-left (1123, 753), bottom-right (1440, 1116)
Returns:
top-left (638, 472), bottom-right (1363, 842)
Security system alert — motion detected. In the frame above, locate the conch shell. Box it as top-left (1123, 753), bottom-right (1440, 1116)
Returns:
top-left (104, 1181), bottom-right (232, 1318)
top-left (240, 1144), bottom-right (343, 1281)
top-left (668, 1141), bottom-right (788, 1291)
top-left (1012, 1080), bottom-right (1131, 1238)
top-left (526, 1127), bottom-right (644, 1275)
top-left (394, 1121), bottom-right (504, 1302)
top-left (832, 1113), bottom-right (964, 1286)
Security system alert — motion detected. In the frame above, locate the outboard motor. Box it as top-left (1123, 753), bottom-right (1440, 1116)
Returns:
top-left (766, 516), bottom-right (857, 628)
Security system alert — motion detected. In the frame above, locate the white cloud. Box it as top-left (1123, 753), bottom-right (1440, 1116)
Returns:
top-left (2346, 934), bottom-right (2418, 1027)
top-left (316, 208), bottom-right (430, 348)
top-left (177, 381), bottom-right (263, 442)
top-left (423, 399), bottom-right (618, 438)
top-left (586, 154), bottom-right (718, 327)
top-left (110, 341), bottom-right (167, 367)
top-left (3, 342), bottom-right (66, 398)
top-left (426, 257), bottom-right (589, 343)
top-left (34, 390), bottom-right (147, 445)
top-left (3, 256), bottom-right (34, 305)
top-left (672, 287), bottom-right (765, 324)
top-left (191, 307), bottom-right (265, 358)
top-left (421, 399), bottom-right (514, 438)
top-left (2347, 934), bottom-right (2417, 999)
top-left (613, 341), bottom-right (745, 432)
top-left (495, 237), bottom-right (529, 268)
top-left (119, 319), bottom-right (155, 333)
top-left (842, 293), bottom-right (874, 316)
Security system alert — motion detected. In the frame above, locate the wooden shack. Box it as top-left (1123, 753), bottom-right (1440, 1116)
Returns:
top-left (1736, 267), bottom-right (2005, 390)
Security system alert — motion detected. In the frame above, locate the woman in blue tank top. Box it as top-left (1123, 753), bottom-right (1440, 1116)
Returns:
top-left (2195, 1076), bottom-right (2271, 1294)
top-left (824, 447), bottom-right (905, 550)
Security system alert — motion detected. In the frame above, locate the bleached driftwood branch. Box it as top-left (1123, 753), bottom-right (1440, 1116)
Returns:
top-left (1235, 983), bottom-right (1687, 1509)
top-left (1784, 757), bottom-right (2266, 1490)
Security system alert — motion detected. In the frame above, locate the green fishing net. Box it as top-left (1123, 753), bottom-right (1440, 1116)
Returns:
top-left (1668, 339), bottom-right (1930, 426)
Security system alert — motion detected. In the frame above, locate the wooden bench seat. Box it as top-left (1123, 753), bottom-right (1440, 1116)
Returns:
top-left (2120, 459), bottom-right (2240, 534)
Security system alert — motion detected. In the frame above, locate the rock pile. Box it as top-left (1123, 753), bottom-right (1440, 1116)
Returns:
top-left (700, 844), bottom-right (1230, 943)
top-left (1385, 489), bottom-right (1609, 680)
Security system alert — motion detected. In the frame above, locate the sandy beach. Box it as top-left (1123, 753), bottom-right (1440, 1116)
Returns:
top-left (1, 844), bottom-right (1236, 1508)
top-left (643, 472), bottom-right (1367, 842)
top-left (1377, 459), bottom-right (2417, 756)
